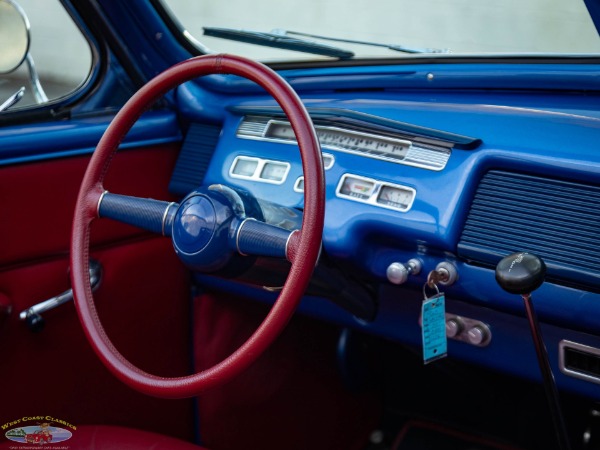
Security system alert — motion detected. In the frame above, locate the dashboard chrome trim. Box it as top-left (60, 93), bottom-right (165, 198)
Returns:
top-left (559, 340), bottom-right (600, 385)
top-left (293, 177), bottom-right (304, 193)
top-left (237, 117), bottom-right (451, 171)
top-left (335, 173), bottom-right (416, 212)
top-left (229, 155), bottom-right (291, 185)
top-left (322, 152), bottom-right (335, 170)
top-left (230, 106), bottom-right (481, 149)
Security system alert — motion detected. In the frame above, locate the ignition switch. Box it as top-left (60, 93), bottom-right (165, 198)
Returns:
top-left (431, 261), bottom-right (458, 286)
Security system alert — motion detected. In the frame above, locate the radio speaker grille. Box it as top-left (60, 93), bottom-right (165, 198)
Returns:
top-left (457, 170), bottom-right (600, 289)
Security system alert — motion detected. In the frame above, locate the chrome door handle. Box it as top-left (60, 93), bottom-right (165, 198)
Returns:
top-left (19, 260), bottom-right (102, 332)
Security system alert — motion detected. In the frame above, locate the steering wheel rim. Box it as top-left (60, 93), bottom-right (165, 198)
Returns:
top-left (70, 54), bottom-right (325, 398)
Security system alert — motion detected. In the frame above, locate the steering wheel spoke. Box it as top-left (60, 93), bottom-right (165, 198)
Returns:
top-left (98, 192), bottom-right (177, 236)
top-left (234, 218), bottom-right (299, 260)
top-left (99, 189), bottom-right (301, 265)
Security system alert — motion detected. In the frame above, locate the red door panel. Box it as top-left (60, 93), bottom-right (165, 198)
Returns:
top-left (0, 144), bottom-right (195, 441)
top-left (0, 144), bottom-right (180, 266)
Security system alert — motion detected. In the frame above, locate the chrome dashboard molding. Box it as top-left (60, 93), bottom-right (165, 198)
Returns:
top-left (559, 340), bottom-right (600, 385)
top-left (321, 152), bottom-right (335, 170)
top-left (335, 173), bottom-right (416, 213)
top-left (229, 155), bottom-right (291, 185)
top-left (230, 106), bottom-right (482, 149)
top-left (293, 177), bottom-right (304, 193)
top-left (237, 117), bottom-right (451, 171)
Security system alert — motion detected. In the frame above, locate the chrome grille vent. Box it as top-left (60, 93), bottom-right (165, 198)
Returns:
top-left (458, 170), bottom-right (600, 289)
top-left (237, 116), bottom-right (270, 137)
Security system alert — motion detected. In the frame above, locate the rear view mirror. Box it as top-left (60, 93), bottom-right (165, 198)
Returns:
top-left (0, 0), bottom-right (30, 74)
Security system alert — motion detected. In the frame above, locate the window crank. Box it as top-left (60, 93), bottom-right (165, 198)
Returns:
top-left (19, 260), bottom-right (102, 332)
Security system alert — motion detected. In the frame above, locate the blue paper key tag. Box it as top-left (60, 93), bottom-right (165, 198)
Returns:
top-left (421, 293), bottom-right (448, 364)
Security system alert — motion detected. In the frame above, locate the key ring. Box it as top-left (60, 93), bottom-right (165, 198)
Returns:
top-left (426, 270), bottom-right (439, 289)
top-left (422, 280), bottom-right (440, 299)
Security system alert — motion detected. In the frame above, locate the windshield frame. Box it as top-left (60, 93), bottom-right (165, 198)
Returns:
top-left (153, 0), bottom-right (600, 68)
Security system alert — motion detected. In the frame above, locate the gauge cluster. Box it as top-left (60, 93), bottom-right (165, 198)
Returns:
top-left (336, 174), bottom-right (416, 212)
top-left (228, 153), bottom-right (415, 213)
top-left (230, 155), bottom-right (290, 184)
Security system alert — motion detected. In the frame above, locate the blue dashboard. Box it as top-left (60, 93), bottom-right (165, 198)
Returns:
top-left (3, 52), bottom-right (599, 403)
top-left (169, 67), bottom-right (600, 401)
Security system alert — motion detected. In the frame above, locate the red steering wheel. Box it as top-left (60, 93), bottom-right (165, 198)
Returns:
top-left (70, 54), bottom-right (325, 398)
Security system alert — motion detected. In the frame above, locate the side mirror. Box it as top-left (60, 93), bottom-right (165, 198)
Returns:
top-left (0, 0), bottom-right (30, 74)
top-left (0, 0), bottom-right (48, 108)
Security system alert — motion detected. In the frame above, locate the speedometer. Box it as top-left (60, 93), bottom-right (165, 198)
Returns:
top-left (237, 116), bottom-right (455, 171)
top-left (267, 121), bottom-right (411, 162)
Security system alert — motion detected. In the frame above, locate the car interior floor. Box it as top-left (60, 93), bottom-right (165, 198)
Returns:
top-left (189, 290), bottom-right (595, 450)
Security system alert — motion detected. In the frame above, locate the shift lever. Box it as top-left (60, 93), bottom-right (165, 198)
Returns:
top-left (496, 252), bottom-right (571, 450)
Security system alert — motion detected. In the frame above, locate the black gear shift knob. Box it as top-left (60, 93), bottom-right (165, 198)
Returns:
top-left (495, 252), bottom-right (546, 295)
top-left (495, 252), bottom-right (570, 449)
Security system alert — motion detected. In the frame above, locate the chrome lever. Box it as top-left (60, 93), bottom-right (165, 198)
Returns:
top-left (19, 260), bottom-right (102, 332)
top-left (0, 87), bottom-right (25, 112)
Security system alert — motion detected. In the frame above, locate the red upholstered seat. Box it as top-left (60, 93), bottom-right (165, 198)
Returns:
top-left (1, 425), bottom-right (206, 450)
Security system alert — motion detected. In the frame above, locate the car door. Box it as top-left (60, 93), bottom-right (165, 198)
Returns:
top-left (0, 0), bottom-right (194, 440)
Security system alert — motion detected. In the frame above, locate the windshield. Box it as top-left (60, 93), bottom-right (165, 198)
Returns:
top-left (162, 0), bottom-right (600, 62)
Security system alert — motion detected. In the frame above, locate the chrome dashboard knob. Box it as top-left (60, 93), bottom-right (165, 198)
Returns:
top-left (445, 317), bottom-right (464, 338)
top-left (386, 258), bottom-right (422, 285)
top-left (466, 325), bottom-right (490, 346)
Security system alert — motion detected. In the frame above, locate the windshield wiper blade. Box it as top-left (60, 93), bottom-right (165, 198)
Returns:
top-left (272, 29), bottom-right (450, 54)
top-left (203, 27), bottom-right (355, 59)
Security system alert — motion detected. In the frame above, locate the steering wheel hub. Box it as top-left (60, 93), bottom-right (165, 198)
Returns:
top-left (171, 190), bottom-right (239, 272)
top-left (174, 194), bottom-right (217, 251)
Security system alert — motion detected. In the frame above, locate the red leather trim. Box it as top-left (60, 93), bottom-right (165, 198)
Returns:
top-left (71, 54), bottom-right (325, 398)
top-left (0, 145), bottom-right (179, 269)
top-left (0, 238), bottom-right (194, 440)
